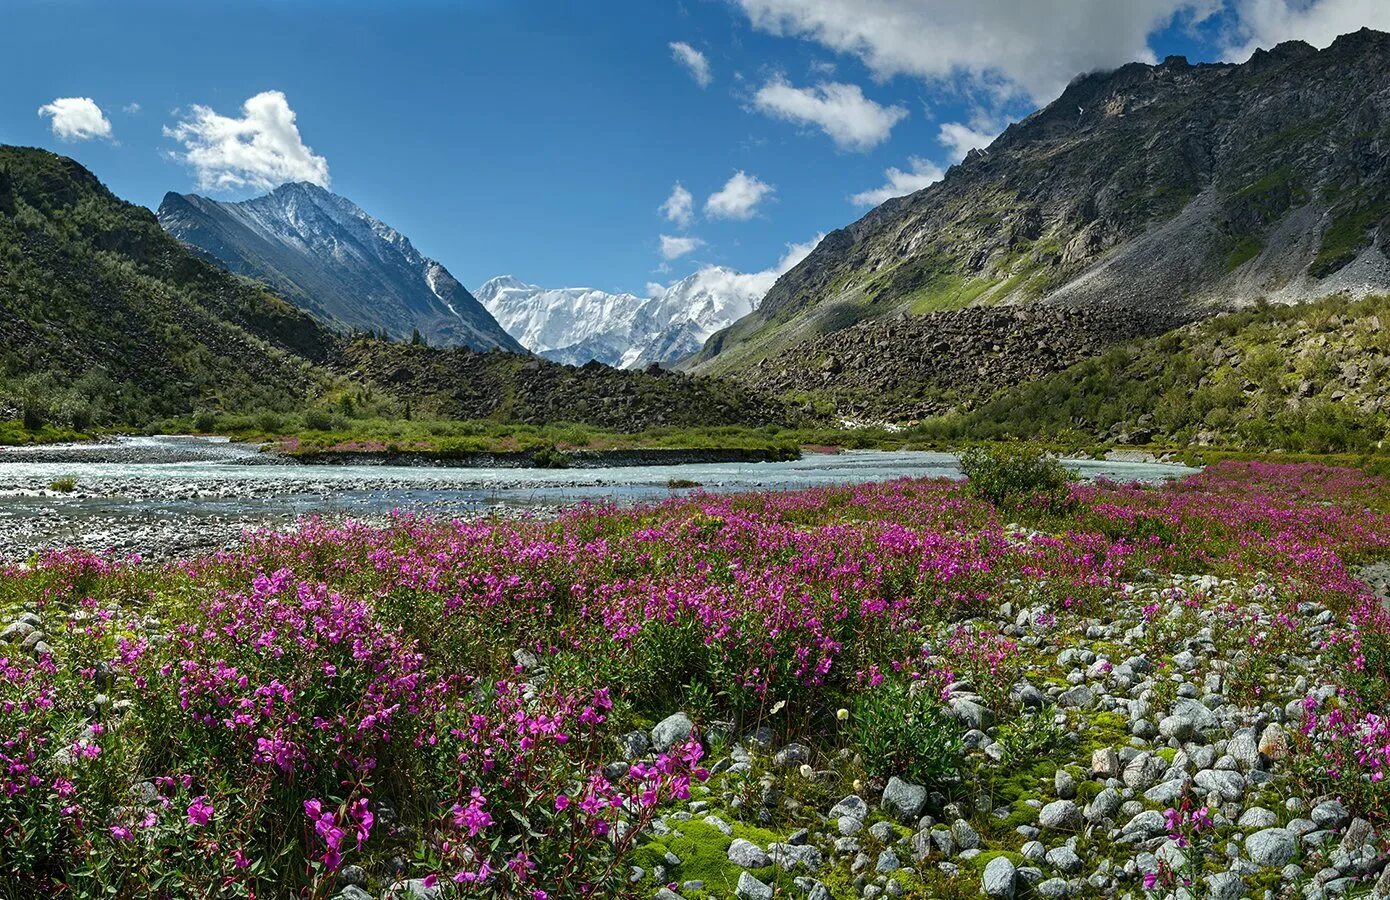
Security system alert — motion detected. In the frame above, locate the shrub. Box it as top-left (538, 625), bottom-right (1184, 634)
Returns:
top-left (849, 679), bottom-right (961, 787)
top-left (190, 408), bottom-right (219, 433)
top-left (48, 475), bottom-right (76, 493)
top-left (530, 444), bottom-right (571, 469)
top-left (958, 443), bottom-right (1075, 511)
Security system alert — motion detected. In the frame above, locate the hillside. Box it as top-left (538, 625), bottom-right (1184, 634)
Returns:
top-left (692, 29), bottom-right (1390, 382)
top-left (0, 147), bottom-right (796, 436)
top-left (158, 183), bottom-right (524, 352)
top-left (929, 292), bottom-right (1390, 453)
top-left (0, 146), bottom-right (337, 428)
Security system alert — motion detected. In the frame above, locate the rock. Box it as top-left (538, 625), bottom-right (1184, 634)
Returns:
top-left (1124, 810), bottom-right (1169, 837)
top-left (983, 856), bottom-right (1017, 899)
top-left (1036, 877), bottom-right (1069, 898)
top-left (1059, 685), bottom-right (1094, 708)
top-left (1091, 748), bottom-right (1119, 779)
top-left (1228, 730), bottom-right (1262, 770)
top-left (1159, 715), bottom-right (1197, 742)
top-left (651, 713), bottom-right (695, 753)
top-left (1245, 828), bottom-right (1297, 867)
top-left (951, 819), bottom-right (980, 851)
top-left (881, 777), bottom-right (927, 824)
top-left (1054, 769), bottom-right (1077, 800)
top-left (728, 838), bottom-right (770, 869)
top-left (773, 743), bottom-right (811, 768)
top-left (1312, 800), bottom-right (1350, 830)
top-left (1045, 847), bottom-right (1083, 873)
top-left (385, 880), bottom-right (440, 900)
top-left (1238, 807), bottom-right (1278, 830)
top-left (876, 849), bottom-right (901, 873)
top-left (1341, 818), bottom-right (1374, 852)
top-left (1194, 769), bottom-right (1245, 803)
top-left (829, 795), bottom-right (869, 821)
top-left (1205, 871), bottom-right (1244, 900)
top-left (1259, 722), bottom-right (1288, 760)
top-left (734, 871), bottom-right (773, 900)
top-left (1039, 800), bottom-right (1082, 831)
top-left (620, 730), bottom-right (650, 759)
top-left (1086, 788), bottom-right (1121, 823)
top-left (949, 697), bottom-right (995, 730)
top-left (768, 843), bottom-right (822, 871)
top-left (336, 887), bottom-right (372, 900)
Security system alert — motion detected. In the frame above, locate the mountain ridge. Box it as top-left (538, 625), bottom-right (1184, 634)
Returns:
top-left (691, 29), bottom-right (1390, 386)
top-left (158, 182), bottom-right (525, 352)
top-left (0, 146), bottom-right (797, 434)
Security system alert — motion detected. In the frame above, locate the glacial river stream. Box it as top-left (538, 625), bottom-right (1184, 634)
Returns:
top-left (0, 436), bottom-right (1199, 560)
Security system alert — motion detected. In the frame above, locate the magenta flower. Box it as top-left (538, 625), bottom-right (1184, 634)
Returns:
top-left (186, 795), bottom-right (214, 827)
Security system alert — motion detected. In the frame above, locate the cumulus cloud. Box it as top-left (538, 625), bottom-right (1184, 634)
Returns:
top-left (850, 157), bottom-right (945, 206)
top-left (660, 234), bottom-right (705, 260)
top-left (164, 90), bottom-right (329, 191)
top-left (938, 121), bottom-right (1002, 162)
top-left (37, 97), bottom-right (113, 141)
top-left (753, 77), bottom-right (907, 151)
top-left (1221, 0), bottom-right (1390, 60)
top-left (735, 0), bottom-right (1223, 106)
top-left (661, 182), bottom-right (694, 227)
top-left (705, 170), bottom-right (775, 220)
top-left (669, 41), bottom-right (713, 87)
top-left (667, 232), bottom-right (826, 302)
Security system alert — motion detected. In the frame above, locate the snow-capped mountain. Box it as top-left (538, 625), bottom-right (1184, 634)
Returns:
top-left (477, 240), bottom-right (820, 368)
top-left (475, 277), bottom-right (648, 366)
top-left (157, 183), bottom-right (524, 352)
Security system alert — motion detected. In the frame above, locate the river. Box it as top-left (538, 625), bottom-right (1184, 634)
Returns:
top-left (0, 436), bottom-right (1198, 560)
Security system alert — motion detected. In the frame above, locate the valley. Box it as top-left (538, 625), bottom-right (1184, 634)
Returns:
top-left (5, 10), bottom-right (1390, 900)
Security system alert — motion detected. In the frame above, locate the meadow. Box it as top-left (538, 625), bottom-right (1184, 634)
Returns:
top-left (3, 456), bottom-right (1390, 898)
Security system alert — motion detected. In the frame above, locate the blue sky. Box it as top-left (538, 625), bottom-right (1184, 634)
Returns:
top-left (3, 0), bottom-right (1387, 297)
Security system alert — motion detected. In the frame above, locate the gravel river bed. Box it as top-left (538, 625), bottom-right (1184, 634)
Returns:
top-left (0, 436), bottom-right (1198, 561)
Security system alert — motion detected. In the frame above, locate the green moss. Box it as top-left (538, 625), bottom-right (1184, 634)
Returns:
top-left (1311, 196), bottom-right (1390, 277)
top-left (1225, 235), bottom-right (1264, 271)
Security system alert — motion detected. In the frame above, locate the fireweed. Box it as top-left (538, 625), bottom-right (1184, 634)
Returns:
top-left (2, 462), bottom-right (1390, 895)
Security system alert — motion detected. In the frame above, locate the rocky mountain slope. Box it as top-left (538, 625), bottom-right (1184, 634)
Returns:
top-left (477, 265), bottom-right (770, 369)
top-left (158, 183), bottom-right (524, 352)
top-left (0, 147), bottom-right (795, 433)
top-left (692, 29), bottom-right (1390, 386)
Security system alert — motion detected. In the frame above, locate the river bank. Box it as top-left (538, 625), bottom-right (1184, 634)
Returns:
top-left (0, 436), bottom-right (1198, 562)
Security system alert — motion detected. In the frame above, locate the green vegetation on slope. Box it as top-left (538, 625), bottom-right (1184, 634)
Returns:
top-left (922, 294), bottom-right (1390, 453)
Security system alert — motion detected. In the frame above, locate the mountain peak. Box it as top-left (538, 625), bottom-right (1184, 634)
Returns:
top-left (158, 186), bottom-right (524, 353)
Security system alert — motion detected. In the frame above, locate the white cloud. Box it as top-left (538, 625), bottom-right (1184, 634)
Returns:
top-left (661, 182), bottom-right (694, 227)
top-left (164, 90), bottom-right (329, 192)
top-left (37, 97), bottom-right (113, 141)
top-left (938, 121), bottom-right (1001, 161)
top-left (705, 170), bottom-right (775, 220)
top-left (735, 0), bottom-right (1223, 106)
top-left (123, 102), bottom-right (142, 115)
top-left (670, 232), bottom-right (826, 301)
top-left (1221, 0), bottom-right (1390, 60)
top-left (851, 157), bottom-right (945, 206)
top-left (669, 41), bottom-right (713, 87)
top-left (753, 77), bottom-right (907, 151)
top-left (660, 234), bottom-right (705, 260)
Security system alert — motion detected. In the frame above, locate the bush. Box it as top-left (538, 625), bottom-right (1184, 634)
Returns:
top-left (48, 475), bottom-right (76, 493)
top-left (191, 409), bottom-right (219, 433)
top-left (530, 444), bottom-right (571, 469)
top-left (849, 679), bottom-right (961, 786)
top-left (958, 443), bottom-right (1075, 511)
